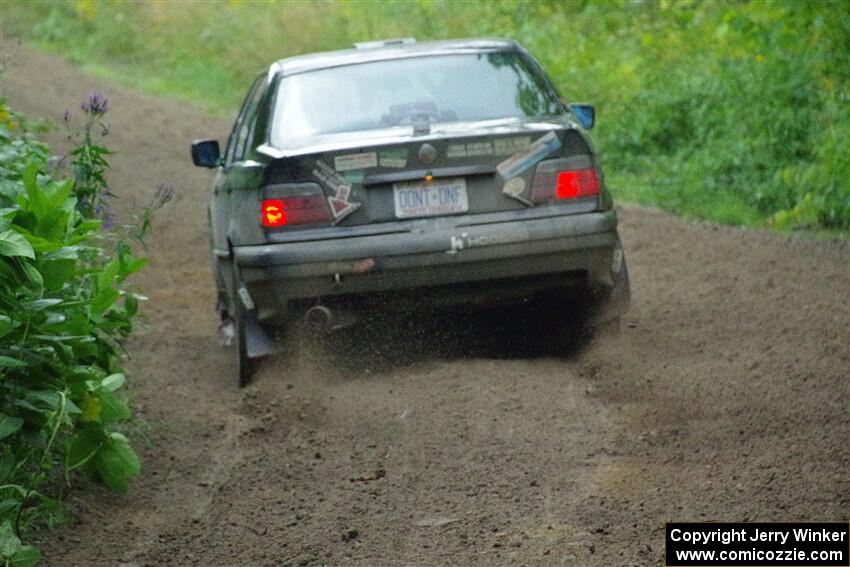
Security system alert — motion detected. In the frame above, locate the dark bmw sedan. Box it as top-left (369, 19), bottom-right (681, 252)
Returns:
top-left (191, 37), bottom-right (630, 385)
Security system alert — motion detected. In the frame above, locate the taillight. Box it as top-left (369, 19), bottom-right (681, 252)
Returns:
top-left (530, 158), bottom-right (600, 203)
top-left (261, 196), bottom-right (330, 228)
top-left (555, 169), bottom-right (599, 200)
top-left (262, 199), bottom-right (286, 227)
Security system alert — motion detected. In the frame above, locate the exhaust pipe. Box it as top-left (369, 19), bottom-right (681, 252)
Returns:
top-left (304, 305), bottom-right (334, 334)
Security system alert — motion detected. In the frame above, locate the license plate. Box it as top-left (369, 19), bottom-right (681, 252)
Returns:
top-left (393, 177), bottom-right (469, 219)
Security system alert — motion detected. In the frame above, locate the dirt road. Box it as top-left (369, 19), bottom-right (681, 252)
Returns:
top-left (2, 41), bottom-right (848, 567)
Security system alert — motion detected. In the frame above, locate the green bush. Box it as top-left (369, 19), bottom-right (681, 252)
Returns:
top-left (3, 0), bottom-right (848, 231)
top-left (0, 100), bottom-right (144, 565)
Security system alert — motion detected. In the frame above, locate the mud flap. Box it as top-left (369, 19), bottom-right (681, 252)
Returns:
top-left (243, 309), bottom-right (276, 358)
top-left (586, 241), bottom-right (631, 326)
top-left (232, 276), bottom-right (276, 388)
top-left (587, 259), bottom-right (631, 327)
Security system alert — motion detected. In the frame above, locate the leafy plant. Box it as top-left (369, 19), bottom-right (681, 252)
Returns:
top-left (0, 96), bottom-right (154, 564)
top-left (0, 521), bottom-right (40, 567)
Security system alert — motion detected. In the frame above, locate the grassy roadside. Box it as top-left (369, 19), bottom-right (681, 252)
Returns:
top-left (3, 0), bottom-right (848, 233)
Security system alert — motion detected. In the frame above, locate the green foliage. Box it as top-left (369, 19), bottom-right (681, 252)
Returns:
top-left (0, 100), bottom-right (144, 562)
top-left (3, 0), bottom-right (849, 231)
top-left (0, 521), bottom-right (40, 567)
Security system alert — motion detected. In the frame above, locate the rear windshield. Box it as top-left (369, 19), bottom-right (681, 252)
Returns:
top-left (270, 51), bottom-right (563, 147)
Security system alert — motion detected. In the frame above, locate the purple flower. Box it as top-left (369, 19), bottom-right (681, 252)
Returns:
top-left (93, 190), bottom-right (117, 230)
top-left (94, 201), bottom-right (117, 230)
top-left (47, 155), bottom-right (67, 172)
top-left (81, 91), bottom-right (109, 117)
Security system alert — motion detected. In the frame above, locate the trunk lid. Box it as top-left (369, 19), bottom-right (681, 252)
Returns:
top-left (262, 117), bottom-right (592, 228)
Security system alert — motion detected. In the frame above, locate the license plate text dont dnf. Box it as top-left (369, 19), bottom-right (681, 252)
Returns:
top-left (393, 177), bottom-right (469, 219)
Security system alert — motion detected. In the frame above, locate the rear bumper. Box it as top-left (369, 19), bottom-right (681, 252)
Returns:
top-left (232, 210), bottom-right (629, 322)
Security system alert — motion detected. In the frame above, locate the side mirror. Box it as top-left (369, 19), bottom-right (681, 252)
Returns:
top-left (570, 103), bottom-right (595, 130)
top-left (191, 139), bottom-right (221, 168)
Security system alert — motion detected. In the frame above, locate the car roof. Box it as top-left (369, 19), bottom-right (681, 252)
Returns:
top-left (268, 38), bottom-right (523, 78)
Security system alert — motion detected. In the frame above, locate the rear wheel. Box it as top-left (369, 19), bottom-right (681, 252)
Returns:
top-left (531, 289), bottom-right (585, 355)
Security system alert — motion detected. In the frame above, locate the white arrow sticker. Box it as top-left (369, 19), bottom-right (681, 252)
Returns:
top-left (313, 160), bottom-right (361, 223)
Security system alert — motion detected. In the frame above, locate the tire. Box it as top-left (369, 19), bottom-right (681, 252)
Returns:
top-left (531, 290), bottom-right (584, 355)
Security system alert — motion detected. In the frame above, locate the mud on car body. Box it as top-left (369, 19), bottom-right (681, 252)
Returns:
top-left (191, 38), bottom-right (630, 386)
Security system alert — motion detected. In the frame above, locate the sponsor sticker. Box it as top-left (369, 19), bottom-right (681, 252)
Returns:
top-left (446, 144), bottom-right (466, 159)
top-left (494, 136), bottom-right (531, 155)
top-left (418, 143), bottom-right (438, 164)
top-left (334, 152), bottom-right (378, 172)
top-left (446, 141), bottom-right (494, 158)
top-left (496, 131), bottom-right (561, 180)
top-left (447, 231), bottom-right (527, 254)
top-left (466, 142), bottom-right (494, 157)
top-left (502, 176), bottom-right (526, 197)
top-left (313, 160), bottom-right (348, 192)
top-left (502, 176), bottom-right (532, 206)
top-left (379, 148), bottom-right (408, 168)
top-left (343, 171), bottom-right (365, 184)
top-left (313, 160), bottom-right (360, 223)
top-left (327, 192), bottom-right (360, 223)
